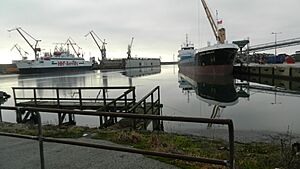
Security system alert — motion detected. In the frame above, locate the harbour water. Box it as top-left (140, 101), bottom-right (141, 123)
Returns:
top-left (1, 65), bottom-right (300, 142)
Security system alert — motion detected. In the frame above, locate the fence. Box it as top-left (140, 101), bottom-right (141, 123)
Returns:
top-left (0, 106), bottom-right (235, 169)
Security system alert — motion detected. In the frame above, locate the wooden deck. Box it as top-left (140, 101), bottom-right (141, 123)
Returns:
top-left (12, 86), bottom-right (162, 129)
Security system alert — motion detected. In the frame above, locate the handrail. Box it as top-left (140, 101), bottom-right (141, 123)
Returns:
top-left (13, 86), bottom-right (135, 106)
top-left (98, 87), bottom-right (135, 111)
top-left (128, 86), bottom-right (159, 112)
top-left (0, 105), bottom-right (235, 169)
top-left (12, 86), bottom-right (133, 90)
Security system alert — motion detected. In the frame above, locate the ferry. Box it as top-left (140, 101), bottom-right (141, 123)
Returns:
top-left (13, 47), bottom-right (93, 74)
top-left (9, 27), bottom-right (93, 74)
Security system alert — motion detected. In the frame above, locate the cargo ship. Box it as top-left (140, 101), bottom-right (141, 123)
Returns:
top-left (178, 0), bottom-right (238, 76)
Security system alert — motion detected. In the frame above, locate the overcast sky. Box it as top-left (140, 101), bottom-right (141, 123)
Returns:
top-left (0, 0), bottom-right (299, 63)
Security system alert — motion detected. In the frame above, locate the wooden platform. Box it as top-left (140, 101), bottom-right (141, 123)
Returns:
top-left (12, 86), bottom-right (162, 129)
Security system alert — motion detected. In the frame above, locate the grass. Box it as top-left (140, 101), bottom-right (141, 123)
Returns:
top-left (0, 122), bottom-right (299, 169)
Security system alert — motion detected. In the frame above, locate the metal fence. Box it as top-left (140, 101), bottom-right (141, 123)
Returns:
top-left (0, 106), bottom-right (235, 169)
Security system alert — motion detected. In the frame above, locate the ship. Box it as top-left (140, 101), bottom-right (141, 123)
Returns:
top-left (9, 27), bottom-right (93, 74)
top-left (178, 0), bottom-right (238, 76)
top-left (14, 47), bottom-right (93, 74)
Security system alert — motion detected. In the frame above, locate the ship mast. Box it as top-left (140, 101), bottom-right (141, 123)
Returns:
top-left (200, 0), bottom-right (226, 44)
top-left (85, 30), bottom-right (107, 61)
top-left (8, 27), bottom-right (41, 59)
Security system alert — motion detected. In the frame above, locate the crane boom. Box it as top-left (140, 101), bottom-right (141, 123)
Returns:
top-left (200, 0), bottom-right (226, 44)
top-left (127, 37), bottom-right (134, 59)
top-left (66, 38), bottom-right (80, 57)
top-left (8, 27), bottom-right (41, 59)
top-left (10, 44), bottom-right (28, 60)
top-left (85, 30), bottom-right (107, 60)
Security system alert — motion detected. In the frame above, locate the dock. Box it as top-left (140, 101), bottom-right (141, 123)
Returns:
top-left (0, 64), bottom-right (18, 74)
top-left (92, 58), bottom-right (161, 70)
top-left (234, 63), bottom-right (300, 80)
top-left (12, 86), bottom-right (162, 129)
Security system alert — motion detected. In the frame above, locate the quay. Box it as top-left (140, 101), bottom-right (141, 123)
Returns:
top-left (11, 86), bottom-right (162, 129)
top-left (234, 63), bottom-right (300, 80)
top-left (0, 64), bottom-right (18, 74)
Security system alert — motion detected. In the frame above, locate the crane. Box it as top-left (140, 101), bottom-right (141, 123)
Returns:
top-left (8, 27), bottom-right (41, 59)
top-left (65, 37), bottom-right (81, 57)
top-left (127, 37), bottom-right (134, 59)
top-left (85, 30), bottom-right (107, 61)
top-left (200, 0), bottom-right (226, 44)
top-left (10, 44), bottom-right (28, 60)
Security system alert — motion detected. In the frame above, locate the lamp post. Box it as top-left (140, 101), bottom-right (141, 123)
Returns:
top-left (271, 32), bottom-right (282, 56)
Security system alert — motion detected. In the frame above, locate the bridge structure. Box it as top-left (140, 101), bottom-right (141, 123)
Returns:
top-left (243, 37), bottom-right (300, 53)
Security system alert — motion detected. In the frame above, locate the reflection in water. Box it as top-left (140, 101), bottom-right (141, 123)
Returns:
top-left (17, 71), bottom-right (87, 98)
top-left (178, 70), bottom-right (239, 127)
top-left (121, 67), bottom-right (161, 77)
top-left (122, 67), bottom-right (161, 87)
top-left (1, 65), bottom-right (300, 136)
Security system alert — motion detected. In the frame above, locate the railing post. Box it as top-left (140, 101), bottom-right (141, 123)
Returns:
top-left (0, 106), bottom-right (2, 122)
top-left (13, 88), bottom-right (17, 106)
top-left (103, 88), bottom-right (106, 107)
top-left (157, 86), bottom-right (160, 106)
top-left (56, 89), bottom-right (62, 125)
top-left (78, 88), bottom-right (82, 110)
top-left (33, 89), bottom-right (37, 106)
top-left (133, 87), bottom-right (136, 105)
top-left (36, 111), bottom-right (45, 169)
top-left (151, 93), bottom-right (154, 115)
top-left (228, 121), bottom-right (235, 169)
top-left (143, 100), bottom-right (147, 130)
top-left (103, 89), bottom-right (107, 124)
top-left (56, 89), bottom-right (60, 108)
top-left (124, 94), bottom-right (128, 113)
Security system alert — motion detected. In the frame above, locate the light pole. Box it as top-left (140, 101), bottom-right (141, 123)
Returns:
top-left (271, 32), bottom-right (282, 56)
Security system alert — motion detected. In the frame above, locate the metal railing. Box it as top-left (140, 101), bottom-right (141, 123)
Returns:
top-left (12, 86), bottom-right (136, 109)
top-left (0, 106), bottom-right (235, 169)
top-left (98, 87), bottom-right (136, 112)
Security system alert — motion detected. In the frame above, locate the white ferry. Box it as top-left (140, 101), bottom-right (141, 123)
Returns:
top-left (13, 48), bottom-right (93, 74)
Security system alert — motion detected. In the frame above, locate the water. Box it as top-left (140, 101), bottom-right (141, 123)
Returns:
top-left (1, 65), bottom-right (300, 141)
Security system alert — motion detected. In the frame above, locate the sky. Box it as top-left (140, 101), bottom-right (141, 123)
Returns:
top-left (0, 0), bottom-right (300, 63)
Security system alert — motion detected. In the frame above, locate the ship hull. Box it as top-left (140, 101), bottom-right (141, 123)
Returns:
top-left (178, 44), bottom-right (238, 76)
top-left (18, 66), bottom-right (92, 74)
top-left (14, 57), bottom-right (93, 74)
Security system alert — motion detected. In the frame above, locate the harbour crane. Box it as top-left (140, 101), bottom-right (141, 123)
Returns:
top-left (85, 30), bottom-right (107, 61)
top-left (10, 44), bottom-right (28, 60)
top-left (65, 37), bottom-right (81, 57)
top-left (200, 0), bottom-right (226, 44)
top-left (127, 37), bottom-right (134, 59)
top-left (8, 27), bottom-right (41, 59)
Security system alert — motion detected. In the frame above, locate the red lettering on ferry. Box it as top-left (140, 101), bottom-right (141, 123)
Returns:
top-left (57, 61), bottom-right (78, 66)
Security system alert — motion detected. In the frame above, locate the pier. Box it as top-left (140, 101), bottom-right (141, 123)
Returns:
top-left (12, 86), bottom-right (162, 129)
top-left (234, 64), bottom-right (300, 81)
